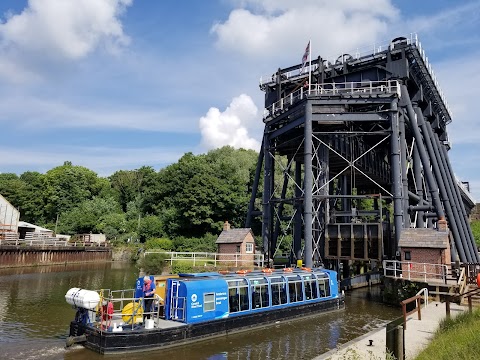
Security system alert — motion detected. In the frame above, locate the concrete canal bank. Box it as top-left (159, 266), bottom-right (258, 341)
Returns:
top-left (316, 301), bottom-right (466, 360)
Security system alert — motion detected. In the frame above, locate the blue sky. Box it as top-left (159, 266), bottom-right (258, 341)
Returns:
top-left (0, 0), bottom-right (479, 199)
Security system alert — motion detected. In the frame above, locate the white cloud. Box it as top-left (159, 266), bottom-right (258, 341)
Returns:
top-left (199, 94), bottom-right (261, 151)
top-left (207, 0), bottom-right (399, 153)
top-left (0, 0), bottom-right (132, 81)
top-left (211, 0), bottom-right (398, 62)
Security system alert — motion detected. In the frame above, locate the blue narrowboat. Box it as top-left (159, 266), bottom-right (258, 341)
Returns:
top-left (66, 267), bottom-right (345, 354)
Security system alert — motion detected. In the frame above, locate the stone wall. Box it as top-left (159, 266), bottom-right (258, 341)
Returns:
top-left (111, 247), bottom-right (133, 262)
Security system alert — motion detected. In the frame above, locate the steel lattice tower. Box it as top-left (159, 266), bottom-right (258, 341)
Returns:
top-left (246, 34), bottom-right (479, 268)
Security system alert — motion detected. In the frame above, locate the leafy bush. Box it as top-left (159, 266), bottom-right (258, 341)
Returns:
top-left (136, 253), bottom-right (168, 275)
top-left (145, 238), bottom-right (174, 250)
top-left (171, 261), bottom-right (194, 274)
top-left (173, 233), bottom-right (217, 252)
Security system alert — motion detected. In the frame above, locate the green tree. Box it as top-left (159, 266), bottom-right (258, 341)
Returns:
top-left (19, 171), bottom-right (46, 223)
top-left (43, 162), bottom-right (106, 222)
top-left (138, 215), bottom-right (164, 242)
top-left (110, 166), bottom-right (156, 212)
top-left (58, 196), bottom-right (122, 235)
top-left (0, 172), bottom-right (46, 224)
top-left (0, 173), bottom-right (25, 210)
top-left (146, 147), bottom-right (258, 238)
top-left (96, 212), bottom-right (128, 240)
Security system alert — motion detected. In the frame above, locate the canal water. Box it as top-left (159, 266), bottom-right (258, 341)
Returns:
top-left (0, 262), bottom-right (400, 360)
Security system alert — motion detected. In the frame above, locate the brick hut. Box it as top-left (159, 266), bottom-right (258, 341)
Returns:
top-left (216, 221), bottom-right (255, 267)
top-left (398, 219), bottom-right (451, 280)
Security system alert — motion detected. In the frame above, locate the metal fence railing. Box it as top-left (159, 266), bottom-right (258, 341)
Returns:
top-left (263, 80), bottom-right (400, 120)
top-left (0, 236), bottom-right (109, 248)
top-left (144, 251), bottom-right (265, 268)
top-left (383, 260), bottom-right (448, 283)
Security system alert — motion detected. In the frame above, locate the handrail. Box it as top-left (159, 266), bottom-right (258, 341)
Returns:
top-left (0, 238), bottom-right (109, 247)
top-left (258, 32), bottom-right (451, 121)
top-left (400, 295), bottom-right (422, 330)
top-left (416, 288), bottom-right (429, 307)
top-left (263, 80), bottom-right (400, 120)
top-left (259, 33), bottom-right (419, 86)
top-left (383, 259), bottom-right (448, 283)
top-left (144, 250), bottom-right (265, 268)
top-left (94, 288), bottom-right (164, 332)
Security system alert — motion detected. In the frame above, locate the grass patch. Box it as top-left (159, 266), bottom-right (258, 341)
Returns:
top-left (415, 308), bottom-right (480, 359)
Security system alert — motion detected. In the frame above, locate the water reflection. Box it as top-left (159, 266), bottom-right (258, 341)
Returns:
top-left (0, 264), bottom-right (400, 360)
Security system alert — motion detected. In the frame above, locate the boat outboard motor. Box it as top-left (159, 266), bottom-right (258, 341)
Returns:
top-left (65, 288), bottom-right (100, 325)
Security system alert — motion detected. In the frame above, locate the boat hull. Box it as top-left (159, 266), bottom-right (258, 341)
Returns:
top-left (70, 296), bottom-right (344, 354)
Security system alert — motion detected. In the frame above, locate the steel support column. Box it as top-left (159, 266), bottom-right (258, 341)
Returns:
top-left (400, 86), bottom-right (445, 220)
top-left (399, 112), bottom-right (410, 228)
top-left (390, 99), bottom-right (403, 255)
top-left (262, 134), bottom-right (273, 263)
top-left (416, 109), bottom-right (472, 262)
top-left (293, 161), bottom-right (303, 264)
top-left (304, 102), bottom-right (313, 268)
top-left (412, 145), bottom-right (425, 228)
top-left (246, 145), bottom-right (264, 227)
top-left (435, 133), bottom-right (480, 262)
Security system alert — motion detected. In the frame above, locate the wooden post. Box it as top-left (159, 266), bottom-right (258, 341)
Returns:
top-left (417, 297), bottom-right (422, 321)
top-left (468, 296), bottom-right (473, 313)
top-left (395, 325), bottom-right (405, 360)
top-left (446, 298), bottom-right (451, 319)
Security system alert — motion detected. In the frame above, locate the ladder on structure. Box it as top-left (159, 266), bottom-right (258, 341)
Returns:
top-left (169, 280), bottom-right (181, 320)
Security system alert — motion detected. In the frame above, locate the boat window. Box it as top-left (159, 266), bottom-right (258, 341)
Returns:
top-left (270, 277), bottom-right (287, 306)
top-left (302, 275), bottom-right (318, 300)
top-left (250, 277), bottom-right (268, 309)
top-left (204, 293), bottom-right (215, 312)
top-left (316, 274), bottom-right (331, 297)
top-left (287, 275), bottom-right (303, 303)
top-left (227, 278), bottom-right (249, 313)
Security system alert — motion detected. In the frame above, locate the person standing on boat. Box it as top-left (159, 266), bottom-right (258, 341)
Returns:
top-left (143, 275), bottom-right (156, 321)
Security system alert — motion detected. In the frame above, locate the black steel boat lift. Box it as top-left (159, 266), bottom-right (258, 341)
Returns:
top-left (246, 34), bottom-right (479, 268)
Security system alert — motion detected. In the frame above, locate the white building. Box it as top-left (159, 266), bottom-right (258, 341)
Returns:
top-left (0, 194), bottom-right (20, 233)
top-left (18, 221), bottom-right (54, 236)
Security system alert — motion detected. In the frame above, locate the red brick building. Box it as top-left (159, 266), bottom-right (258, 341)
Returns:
top-left (216, 221), bottom-right (256, 266)
top-left (398, 219), bottom-right (450, 280)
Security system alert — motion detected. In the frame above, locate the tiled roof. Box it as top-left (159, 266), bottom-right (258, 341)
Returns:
top-left (215, 228), bottom-right (253, 244)
top-left (398, 228), bottom-right (448, 249)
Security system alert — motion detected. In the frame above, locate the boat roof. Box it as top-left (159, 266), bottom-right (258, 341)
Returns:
top-left (176, 268), bottom-right (330, 281)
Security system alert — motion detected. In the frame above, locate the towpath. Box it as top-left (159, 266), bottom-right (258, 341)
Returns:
top-left (315, 301), bottom-right (466, 360)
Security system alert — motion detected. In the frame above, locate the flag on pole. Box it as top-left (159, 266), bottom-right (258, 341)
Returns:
top-left (300, 40), bottom-right (310, 74)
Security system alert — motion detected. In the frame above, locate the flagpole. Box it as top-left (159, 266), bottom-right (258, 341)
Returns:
top-left (308, 40), bottom-right (312, 94)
